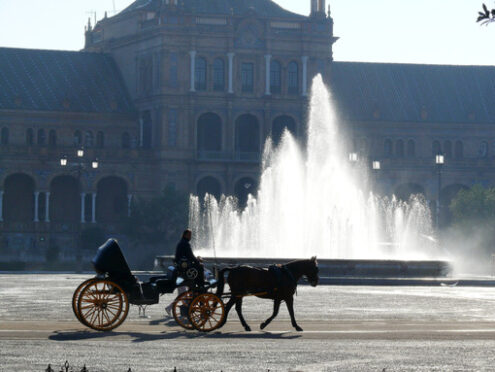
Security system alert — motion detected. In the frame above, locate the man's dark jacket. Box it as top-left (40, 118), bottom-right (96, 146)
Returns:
top-left (174, 238), bottom-right (198, 265)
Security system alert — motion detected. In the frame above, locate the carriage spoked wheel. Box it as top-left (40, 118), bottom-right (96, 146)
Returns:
top-left (188, 293), bottom-right (225, 332)
top-left (72, 278), bottom-right (96, 322)
top-left (172, 291), bottom-right (194, 330)
top-left (77, 279), bottom-right (129, 331)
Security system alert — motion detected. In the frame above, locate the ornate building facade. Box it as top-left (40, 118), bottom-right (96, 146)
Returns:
top-left (2, 0), bottom-right (495, 261)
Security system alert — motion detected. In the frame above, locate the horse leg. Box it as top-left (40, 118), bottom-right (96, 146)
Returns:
top-left (235, 298), bottom-right (251, 331)
top-left (219, 296), bottom-right (236, 327)
top-left (285, 296), bottom-right (303, 332)
top-left (260, 299), bottom-right (281, 330)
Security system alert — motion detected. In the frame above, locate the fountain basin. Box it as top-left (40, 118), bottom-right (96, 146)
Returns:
top-left (154, 256), bottom-right (452, 278)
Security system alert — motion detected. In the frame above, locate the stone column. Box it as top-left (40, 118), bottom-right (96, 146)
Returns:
top-left (0, 191), bottom-right (3, 222)
top-left (227, 52), bottom-right (235, 93)
top-left (80, 192), bottom-right (86, 223)
top-left (45, 192), bottom-right (50, 223)
top-left (302, 56), bottom-right (309, 96)
top-left (127, 194), bottom-right (133, 217)
top-left (265, 54), bottom-right (271, 95)
top-left (91, 193), bottom-right (96, 223)
top-left (34, 191), bottom-right (40, 222)
top-left (189, 50), bottom-right (196, 92)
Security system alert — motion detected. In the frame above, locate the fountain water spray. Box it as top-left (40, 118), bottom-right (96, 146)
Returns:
top-left (190, 75), bottom-right (435, 259)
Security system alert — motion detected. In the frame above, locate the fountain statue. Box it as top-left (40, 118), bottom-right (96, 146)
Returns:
top-left (190, 75), bottom-right (436, 260)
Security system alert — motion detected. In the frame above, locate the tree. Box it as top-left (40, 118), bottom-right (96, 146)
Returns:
top-left (450, 184), bottom-right (495, 223)
top-left (125, 185), bottom-right (189, 254)
top-left (449, 184), bottom-right (495, 254)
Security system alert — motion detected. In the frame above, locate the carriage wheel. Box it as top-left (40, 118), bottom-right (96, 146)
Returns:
top-left (72, 278), bottom-right (96, 322)
top-left (188, 293), bottom-right (225, 332)
top-left (77, 279), bottom-right (129, 331)
top-left (172, 291), bottom-right (194, 330)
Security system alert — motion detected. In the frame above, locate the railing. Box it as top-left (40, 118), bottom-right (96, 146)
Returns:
top-left (196, 151), bottom-right (261, 163)
top-left (45, 361), bottom-right (180, 372)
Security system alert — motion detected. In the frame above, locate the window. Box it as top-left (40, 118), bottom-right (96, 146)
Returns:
top-left (74, 131), bottom-right (82, 146)
top-left (395, 139), bottom-right (404, 158)
top-left (168, 109), bottom-right (178, 147)
top-left (270, 60), bottom-right (281, 94)
top-left (455, 140), bottom-right (463, 159)
top-left (406, 140), bottom-right (415, 157)
top-left (213, 58), bottom-right (225, 91)
top-left (84, 131), bottom-right (94, 148)
top-left (444, 140), bottom-right (452, 159)
top-left (122, 132), bottom-right (131, 149)
top-left (1, 127), bottom-right (9, 145)
top-left (48, 130), bottom-right (57, 147)
top-left (195, 57), bottom-right (207, 91)
top-left (287, 61), bottom-right (299, 95)
top-left (141, 111), bottom-right (152, 149)
top-left (96, 131), bottom-right (104, 148)
top-left (432, 140), bottom-right (441, 156)
top-left (37, 129), bottom-right (46, 145)
top-left (241, 63), bottom-right (254, 93)
top-left (384, 139), bottom-right (393, 158)
top-left (26, 128), bottom-right (33, 145)
top-left (169, 53), bottom-right (178, 88)
top-left (138, 56), bottom-right (153, 94)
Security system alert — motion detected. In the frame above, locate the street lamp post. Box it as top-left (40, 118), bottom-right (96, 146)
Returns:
top-left (435, 154), bottom-right (444, 228)
top-left (60, 148), bottom-right (99, 271)
top-left (372, 160), bottom-right (381, 194)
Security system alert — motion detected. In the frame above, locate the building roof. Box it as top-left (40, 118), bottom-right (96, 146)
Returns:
top-left (0, 47), bottom-right (135, 114)
top-left (331, 62), bottom-right (495, 124)
top-left (121, 0), bottom-right (305, 19)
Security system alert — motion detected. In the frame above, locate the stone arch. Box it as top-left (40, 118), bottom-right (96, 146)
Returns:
top-left (394, 183), bottom-right (426, 202)
top-left (235, 114), bottom-right (260, 156)
top-left (272, 115), bottom-right (297, 147)
top-left (197, 176), bottom-right (222, 201)
top-left (234, 176), bottom-right (258, 209)
top-left (96, 176), bottom-right (128, 223)
top-left (3, 173), bottom-right (35, 223)
top-left (49, 175), bottom-right (80, 223)
top-left (197, 112), bottom-right (222, 152)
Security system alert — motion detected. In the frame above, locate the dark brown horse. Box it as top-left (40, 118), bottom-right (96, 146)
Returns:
top-left (216, 257), bottom-right (319, 331)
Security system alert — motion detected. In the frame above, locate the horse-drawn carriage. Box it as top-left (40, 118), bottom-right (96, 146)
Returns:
top-left (73, 239), bottom-right (319, 332)
top-left (72, 239), bottom-right (226, 332)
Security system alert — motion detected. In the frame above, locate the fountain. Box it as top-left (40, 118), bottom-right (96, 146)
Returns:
top-left (158, 75), bottom-right (451, 278)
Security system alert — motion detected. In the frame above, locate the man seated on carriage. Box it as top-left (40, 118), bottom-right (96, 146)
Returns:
top-left (174, 229), bottom-right (205, 289)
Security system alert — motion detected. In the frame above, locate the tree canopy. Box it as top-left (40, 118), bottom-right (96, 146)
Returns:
top-left (125, 185), bottom-right (189, 253)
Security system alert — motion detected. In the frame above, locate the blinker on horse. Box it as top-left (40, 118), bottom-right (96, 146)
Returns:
top-left (216, 256), bottom-right (319, 332)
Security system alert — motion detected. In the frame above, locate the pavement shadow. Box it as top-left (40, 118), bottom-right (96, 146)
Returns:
top-left (49, 330), bottom-right (300, 343)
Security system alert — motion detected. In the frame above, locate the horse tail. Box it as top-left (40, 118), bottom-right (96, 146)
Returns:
top-left (215, 267), bottom-right (232, 297)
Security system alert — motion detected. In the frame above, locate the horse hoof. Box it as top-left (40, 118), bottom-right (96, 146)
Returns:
top-left (295, 326), bottom-right (303, 332)
top-left (260, 323), bottom-right (266, 330)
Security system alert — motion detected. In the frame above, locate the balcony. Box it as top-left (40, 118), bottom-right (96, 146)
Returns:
top-left (196, 151), bottom-right (260, 163)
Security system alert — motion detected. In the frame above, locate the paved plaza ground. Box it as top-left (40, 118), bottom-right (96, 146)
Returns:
top-left (1, 274), bottom-right (495, 371)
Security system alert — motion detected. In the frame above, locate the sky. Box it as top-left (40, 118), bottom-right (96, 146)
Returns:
top-left (1, 0), bottom-right (495, 65)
